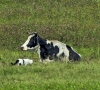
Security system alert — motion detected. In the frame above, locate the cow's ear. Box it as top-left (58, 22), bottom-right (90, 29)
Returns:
top-left (34, 32), bottom-right (38, 37)
top-left (33, 32), bottom-right (38, 35)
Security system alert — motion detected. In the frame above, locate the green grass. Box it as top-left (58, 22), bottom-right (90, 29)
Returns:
top-left (0, 49), bottom-right (100, 90)
top-left (0, 0), bottom-right (100, 48)
top-left (0, 0), bottom-right (100, 89)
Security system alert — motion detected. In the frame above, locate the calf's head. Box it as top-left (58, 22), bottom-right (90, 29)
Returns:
top-left (21, 32), bottom-right (39, 50)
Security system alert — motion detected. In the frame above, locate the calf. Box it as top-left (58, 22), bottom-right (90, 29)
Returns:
top-left (11, 59), bottom-right (33, 66)
top-left (21, 32), bottom-right (81, 62)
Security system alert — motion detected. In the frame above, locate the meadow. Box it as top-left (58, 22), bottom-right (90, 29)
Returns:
top-left (0, 0), bottom-right (100, 90)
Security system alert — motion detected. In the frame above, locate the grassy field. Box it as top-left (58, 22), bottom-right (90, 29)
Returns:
top-left (0, 0), bottom-right (100, 90)
top-left (0, 50), bottom-right (100, 90)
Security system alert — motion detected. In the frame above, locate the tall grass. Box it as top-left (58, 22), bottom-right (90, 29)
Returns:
top-left (0, 0), bottom-right (99, 45)
top-left (0, 0), bottom-right (100, 59)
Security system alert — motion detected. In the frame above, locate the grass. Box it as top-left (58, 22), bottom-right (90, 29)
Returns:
top-left (0, 0), bottom-right (100, 89)
top-left (0, 0), bottom-right (100, 48)
top-left (0, 49), bottom-right (100, 90)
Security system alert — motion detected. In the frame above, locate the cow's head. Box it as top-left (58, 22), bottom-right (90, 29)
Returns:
top-left (21, 32), bottom-right (39, 50)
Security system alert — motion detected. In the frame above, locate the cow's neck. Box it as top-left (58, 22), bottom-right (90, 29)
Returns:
top-left (38, 36), bottom-right (50, 50)
top-left (38, 36), bottom-right (47, 45)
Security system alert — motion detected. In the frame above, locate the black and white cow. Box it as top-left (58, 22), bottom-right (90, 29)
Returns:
top-left (21, 32), bottom-right (81, 62)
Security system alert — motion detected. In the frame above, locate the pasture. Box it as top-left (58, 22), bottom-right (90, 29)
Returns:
top-left (0, 49), bottom-right (100, 90)
top-left (0, 0), bottom-right (100, 90)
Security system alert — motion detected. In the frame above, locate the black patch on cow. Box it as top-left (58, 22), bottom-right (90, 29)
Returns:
top-left (40, 47), bottom-right (48, 59)
top-left (48, 52), bottom-right (65, 60)
top-left (11, 60), bottom-right (19, 65)
top-left (66, 45), bottom-right (81, 61)
top-left (38, 37), bottom-right (47, 46)
top-left (27, 34), bottom-right (38, 48)
top-left (41, 44), bottom-right (60, 60)
top-left (23, 59), bottom-right (25, 65)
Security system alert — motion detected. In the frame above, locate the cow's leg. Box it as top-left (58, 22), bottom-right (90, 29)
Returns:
top-left (45, 57), bottom-right (51, 62)
top-left (63, 49), bottom-right (70, 63)
top-left (38, 53), bottom-right (42, 62)
top-left (37, 47), bottom-right (42, 62)
top-left (43, 57), bottom-right (54, 63)
top-left (64, 55), bottom-right (70, 63)
top-left (56, 50), bottom-right (65, 61)
top-left (39, 57), bottom-right (42, 62)
top-left (42, 57), bottom-right (50, 64)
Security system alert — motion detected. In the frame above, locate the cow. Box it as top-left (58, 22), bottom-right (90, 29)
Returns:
top-left (21, 32), bottom-right (81, 63)
top-left (11, 59), bottom-right (33, 66)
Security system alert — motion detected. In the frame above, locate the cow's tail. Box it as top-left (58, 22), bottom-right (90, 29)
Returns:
top-left (11, 60), bottom-right (19, 65)
top-left (66, 45), bottom-right (81, 61)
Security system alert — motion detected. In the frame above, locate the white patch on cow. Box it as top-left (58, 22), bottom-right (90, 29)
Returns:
top-left (47, 40), bottom-right (59, 46)
top-left (79, 54), bottom-right (82, 58)
top-left (57, 42), bottom-right (69, 62)
top-left (21, 34), bottom-right (35, 50)
top-left (46, 40), bottom-right (51, 44)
